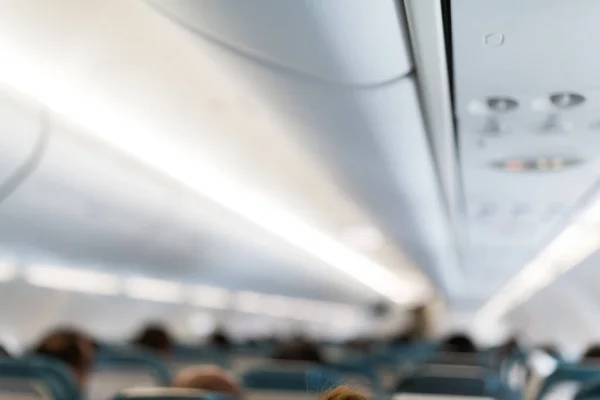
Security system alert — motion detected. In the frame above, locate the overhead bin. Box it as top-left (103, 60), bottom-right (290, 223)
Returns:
top-left (0, 111), bottom-right (180, 271)
top-left (0, 91), bottom-right (43, 186)
top-left (0, 91), bottom-right (376, 304)
top-left (179, 32), bottom-right (461, 295)
top-left (146, 0), bottom-right (412, 86)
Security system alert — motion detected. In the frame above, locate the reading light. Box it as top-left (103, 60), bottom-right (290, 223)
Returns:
top-left (25, 264), bottom-right (121, 295)
top-left (0, 43), bottom-right (417, 303)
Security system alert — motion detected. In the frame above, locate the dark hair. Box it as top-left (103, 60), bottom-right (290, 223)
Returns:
top-left (33, 328), bottom-right (95, 386)
top-left (271, 339), bottom-right (325, 364)
top-left (443, 334), bottom-right (477, 353)
top-left (584, 346), bottom-right (600, 359)
top-left (133, 324), bottom-right (173, 355)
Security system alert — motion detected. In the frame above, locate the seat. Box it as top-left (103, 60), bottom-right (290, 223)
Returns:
top-left (242, 365), bottom-right (341, 400)
top-left (113, 387), bottom-right (229, 400)
top-left (88, 349), bottom-right (171, 400)
top-left (537, 365), bottom-right (600, 400)
top-left (395, 369), bottom-right (520, 400)
top-left (170, 346), bottom-right (230, 373)
top-left (0, 357), bottom-right (79, 400)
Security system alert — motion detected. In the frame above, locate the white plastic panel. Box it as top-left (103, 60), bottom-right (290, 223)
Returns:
top-left (0, 100), bottom-right (377, 305)
top-left (0, 116), bottom-right (179, 271)
top-left (0, 91), bottom-right (42, 185)
top-left (185, 34), bottom-right (458, 296)
top-left (451, 0), bottom-right (600, 296)
top-left (147, 0), bottom-right (412, 85)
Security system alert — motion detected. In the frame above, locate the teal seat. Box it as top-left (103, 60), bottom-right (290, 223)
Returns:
top-left (242, 366), bottom-right (341, 392)
top-left (537, 364), bottom-right (600, 400)
top-left (95, 349), bottom-right (171, 384)
top-left (395, 370), bottom-right (521, 400)
top-left (171, 346), bottom-right (230, 369)
top-left (113, 388), bottom-right (230, 400)
top-left (0, 357), bottom-right (79, 400)
top-left (328, 355), bottom-right (378, 392)
top-left (89, 349), bottom-right (171, 400)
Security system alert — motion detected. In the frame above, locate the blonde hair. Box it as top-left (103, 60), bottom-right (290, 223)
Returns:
top-left (320, 386), bottom-right (368, 400)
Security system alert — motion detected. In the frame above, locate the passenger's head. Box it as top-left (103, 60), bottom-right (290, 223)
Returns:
top-left (320, 386), bottom-right (367, 400)
top-left (443, 333), bottom-right (477, 353)
top-left (584, 345), bottom-right (600, 360)
top-left (271, 339), bottom-right (325, 364)
top-left (132, 323), bottom-right (173, 357)
top-left (33, 328), bottom-right (95, 389)
top-left (209, 326), bottom-right (231, 348)
top-left (172, 365), bottom-right (242, 397)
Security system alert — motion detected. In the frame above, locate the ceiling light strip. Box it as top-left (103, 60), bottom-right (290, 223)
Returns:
top-left (477, 217), bottom-right (600, 323)
top-left (17, 262), bottom-right (359, 319)
top-left (24, 264), bottom-right (121, 295)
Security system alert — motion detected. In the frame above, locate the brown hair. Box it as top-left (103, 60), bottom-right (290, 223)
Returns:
top-left (320, 386), bottom-right (368, 400)
top-left (171, 365), bottom-right (242, 398)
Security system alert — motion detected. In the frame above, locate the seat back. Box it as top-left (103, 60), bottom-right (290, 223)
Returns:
top-left (113, 387), bottom-right (228, 400)
top-left (0, 358), bottom-right (78, 400)
top-left (88, 350), bottom-right (170, 400)
top-left (170, 346), bottom-right (230, 373)
top-left (395, 366), bottom-right (519, 400)
top-left (242, 365), bottom-right (341, 400)
top-left (537, 365), bottom-right (600, 400)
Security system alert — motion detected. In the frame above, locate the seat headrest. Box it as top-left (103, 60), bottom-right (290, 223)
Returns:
top-left (114, 387), bottom-right (230, 400)
top-left (242, 366), bottom-right (341, 392)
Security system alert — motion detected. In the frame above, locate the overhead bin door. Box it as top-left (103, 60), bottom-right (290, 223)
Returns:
top-left (146, 0), bottom-right (412, 85)
top-left (0, 110), bottom-right (180, 272)
top-left (0, 91), bottom-right (43, 188)
top-left (174, 27), bottom-right (459, 295)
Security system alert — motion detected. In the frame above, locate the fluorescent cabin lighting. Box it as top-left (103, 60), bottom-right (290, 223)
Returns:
top-left (0, 262), bottom-right (16, 282)
top-left (188, 285), bottom-right (230, 309)
top-left (25, 265), bottom-right (121, 295)
top-left (233, 291), bottom-right (264, 314)
top-left (0, 45), bottom-right (416, 304)
top-left (260, 295), bottom-right (294, 318)
top-left (478, 217), bottom-right (600, 323)
top-left (124, 277), bottom-right (185, 303)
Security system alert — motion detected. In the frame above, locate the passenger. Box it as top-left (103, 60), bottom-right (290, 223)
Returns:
top-left (172, 365), bottom-right (242, 397)
top-left (208, 325), bottom-right (232, 349)
top-left (271, 337), bottom-right (325, 364)
top-left (442, 333), bottom-right (477, 353)
top-left (320, 386), bottom-right (367, 400)
top-left (583, 345), bottom-right (600, 360)
top-left (33, 328), bottom-right (95, 390)
top-left (132, 323), bottom-right (173, 358)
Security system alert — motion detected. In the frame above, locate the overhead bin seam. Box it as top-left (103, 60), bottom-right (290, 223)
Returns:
top-left (144, 0), bottom-right (414, 89)
top-left (0, 111), bottom-right (50, 205)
